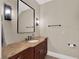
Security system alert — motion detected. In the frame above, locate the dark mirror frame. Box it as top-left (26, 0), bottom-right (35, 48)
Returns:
top-left (17, 0), bottom-right (35, 34)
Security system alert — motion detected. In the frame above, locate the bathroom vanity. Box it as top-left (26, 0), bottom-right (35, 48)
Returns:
top-left (3, 37), bottom-right (47, 59)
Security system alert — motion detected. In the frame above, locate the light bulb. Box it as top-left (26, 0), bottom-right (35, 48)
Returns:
top-left (36, 18), bottom-right (39, 26)
top-left (5, 8), bottom-right (11, 14)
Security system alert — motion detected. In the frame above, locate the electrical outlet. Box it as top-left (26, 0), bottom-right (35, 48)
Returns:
top-left (68, 43), bottom-right (76, 48)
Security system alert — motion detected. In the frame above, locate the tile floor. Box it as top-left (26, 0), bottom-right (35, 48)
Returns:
top-left (45, 55), bottom-right (58, 59)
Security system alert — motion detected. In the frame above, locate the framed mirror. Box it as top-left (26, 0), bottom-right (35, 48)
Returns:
top-left (17, 0), bottom-right (35, 33)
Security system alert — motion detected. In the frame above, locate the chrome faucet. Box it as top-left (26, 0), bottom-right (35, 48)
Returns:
top-left (25, 36), bottom-right (32, 41)
top-left (27, 36), bottom-right (32, 40)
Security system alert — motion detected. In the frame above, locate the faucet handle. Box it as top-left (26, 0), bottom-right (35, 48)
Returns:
top-left (28, 36), bottom-right (32, 40)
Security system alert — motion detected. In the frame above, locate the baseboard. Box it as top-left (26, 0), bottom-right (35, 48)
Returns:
top-left (47, 51), bottom-right (78, 59)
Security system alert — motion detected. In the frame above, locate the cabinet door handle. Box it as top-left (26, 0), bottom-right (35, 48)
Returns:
top-left (17, 57), bottom-right (21, 59)
top-left (40, 49), bottom-right (44, 54)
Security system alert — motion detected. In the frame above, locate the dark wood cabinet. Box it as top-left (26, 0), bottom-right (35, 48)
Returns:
top-left (9, 38), bottom-right (47, 59)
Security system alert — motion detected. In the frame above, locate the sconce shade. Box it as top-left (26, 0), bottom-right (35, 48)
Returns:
top-left (36, 18), bottom-right (39, 26)
top-left (5, 8), bottom-right (11, 14)
top-left (4, 4), bottom-right (12, 21)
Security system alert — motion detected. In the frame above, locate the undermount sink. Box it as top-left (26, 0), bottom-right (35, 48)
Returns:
top-left (28, 40), bottom-right (39, 43)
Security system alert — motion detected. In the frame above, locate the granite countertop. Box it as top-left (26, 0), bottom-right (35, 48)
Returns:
top-left (2, 37), bottom-right (46, 58)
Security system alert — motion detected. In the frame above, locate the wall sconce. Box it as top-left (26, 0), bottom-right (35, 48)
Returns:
top-left (36, 18), bottom-right (39, 26)
top-left (4, 4), bottom-right (12, 21)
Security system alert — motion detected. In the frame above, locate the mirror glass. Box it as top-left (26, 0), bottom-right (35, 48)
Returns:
top-left (17, 0), bottom-right (35, 33)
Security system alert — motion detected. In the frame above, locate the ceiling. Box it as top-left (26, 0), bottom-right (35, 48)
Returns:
top-left (11, 0), bottom-right (53, 5)
top-left (35, 0), bottom-right (52, 5)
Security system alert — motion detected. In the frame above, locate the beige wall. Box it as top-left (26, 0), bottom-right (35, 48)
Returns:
top-left (2, 0), bottom-right (40, 45)
top-left (40, 0), bottom-right (79, 58)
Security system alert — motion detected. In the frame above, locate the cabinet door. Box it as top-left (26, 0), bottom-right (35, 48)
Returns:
top-left (35, 39), bottom-right (47, 59)
top-left (40, 39), bottom-right (47, 59)
top-left (40, 48), bottom-right (45, 59)
top-left (20, 48), bottom-right (34, 59)
top-left (44, 38), bottom-right (47, 56)
top-left (35, 50), bottom-right (40, 59)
